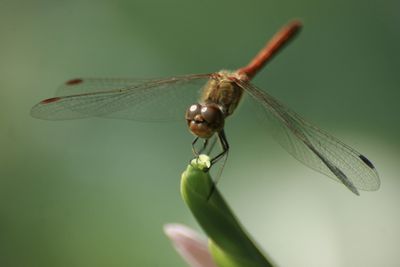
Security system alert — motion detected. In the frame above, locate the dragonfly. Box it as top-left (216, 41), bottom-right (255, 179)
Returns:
top-left (31, 20), bottom-right (380, 195)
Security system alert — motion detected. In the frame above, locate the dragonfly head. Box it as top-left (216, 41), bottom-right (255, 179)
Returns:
top-left (185, 103), bottom-right (224, 138)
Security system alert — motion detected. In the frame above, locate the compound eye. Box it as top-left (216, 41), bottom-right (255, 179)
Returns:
top-left (185, 104), bottom-right (202, 120)
top-left (201, 104), bottom-right (224, 129)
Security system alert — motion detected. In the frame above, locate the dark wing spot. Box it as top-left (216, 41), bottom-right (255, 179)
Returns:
top-left (359, 154), bottom-right (375, 169)
top-left (41, 97), bottom-right (61, 104)
top-left (66, 78), bottom-right (83, 85)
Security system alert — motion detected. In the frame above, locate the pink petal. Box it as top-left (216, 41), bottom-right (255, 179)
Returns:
top-left (164, 224), bottom-right (217, 267)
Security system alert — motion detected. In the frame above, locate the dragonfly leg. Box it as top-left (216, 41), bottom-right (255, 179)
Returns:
top-left (210, 130), bottom-right (230, 165)
top-left (192, 137), bottom-right (211, 156)
top-left (205, 135), bottom-right (217, 155)
top-left (198, 139), bottom-right (209, 154)
top-left (191, 137), bottom-right (200, 156)
top-left (207, 130), bottom-right (230, 201)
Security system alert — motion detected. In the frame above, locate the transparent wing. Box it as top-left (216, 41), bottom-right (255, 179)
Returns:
top-left (55, 78), bottom-right (156, 97)
top-left (31, 74), bottom-right (212, 121)
top-left (236, 80), bottom-right (380, 194)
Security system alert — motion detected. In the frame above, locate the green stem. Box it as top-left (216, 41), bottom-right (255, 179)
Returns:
top-left (181, 156), bottom-right (275, 267)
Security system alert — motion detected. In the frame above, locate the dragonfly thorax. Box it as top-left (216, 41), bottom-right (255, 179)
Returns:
top-left (201, 71), bottom-right (245, 116)
top-left (185, 103), bottom-right (224, 138)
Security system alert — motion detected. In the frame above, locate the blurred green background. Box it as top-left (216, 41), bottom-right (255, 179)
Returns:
top-left (1, 0), bottom-right (399, 266)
